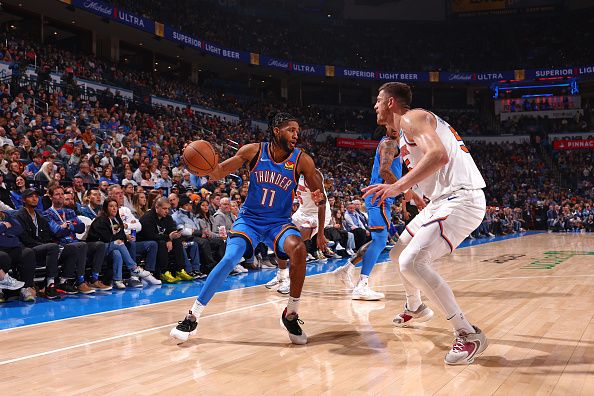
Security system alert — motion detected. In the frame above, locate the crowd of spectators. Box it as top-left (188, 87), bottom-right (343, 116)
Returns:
top-left (106, 0), bottom-right (594, 72)
top-left (0, 25), bottom-right (592, 305)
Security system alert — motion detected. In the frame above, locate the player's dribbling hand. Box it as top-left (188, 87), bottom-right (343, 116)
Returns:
top-left (362, 183), bottom-right (404, 205)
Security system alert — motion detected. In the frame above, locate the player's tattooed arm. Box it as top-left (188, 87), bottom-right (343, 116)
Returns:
top-left (208, 143), bottom-right (260, 181)
top-left (379, 138), bottom-right (399, 185)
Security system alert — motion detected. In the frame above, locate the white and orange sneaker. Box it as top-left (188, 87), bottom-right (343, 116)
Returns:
top-left (393, 303), bottom-right (434, 327)
top-left (444, 325), bottom-right (488, 365)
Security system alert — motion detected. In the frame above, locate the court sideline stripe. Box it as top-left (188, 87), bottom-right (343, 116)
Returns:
top-left (1, 272), bottom-right (591, 366)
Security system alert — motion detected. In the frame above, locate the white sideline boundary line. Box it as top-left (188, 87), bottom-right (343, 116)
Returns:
top-left (2, 272), bottom-right (592, 367)
top-left (0, 297), bottom-right (286, 366)
top-left (0, 231), bottom-right (545, 334)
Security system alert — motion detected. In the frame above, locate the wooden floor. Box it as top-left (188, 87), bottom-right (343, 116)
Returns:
top-left (2, 233), bottom-right (594, 395)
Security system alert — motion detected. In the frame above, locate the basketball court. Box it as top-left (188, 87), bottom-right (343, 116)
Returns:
top-left (2, 232), bottom-right (593, 395)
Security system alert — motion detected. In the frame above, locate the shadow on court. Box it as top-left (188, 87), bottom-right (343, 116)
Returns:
top-left (168, 330), bottom-right (392, 356)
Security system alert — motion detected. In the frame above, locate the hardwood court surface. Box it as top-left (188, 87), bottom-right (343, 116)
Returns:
top-left (1, 233), bottom-right (593, 395)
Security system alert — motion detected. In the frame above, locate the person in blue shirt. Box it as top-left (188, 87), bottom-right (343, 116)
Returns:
top-left (24, 153), bottom-right (43, 179)
top-left (43, 184), bottom-right (106, 294)
top-left (79, 189), bottom-right (102, 220)
top-left (171, 112), bottom-right (327, 345)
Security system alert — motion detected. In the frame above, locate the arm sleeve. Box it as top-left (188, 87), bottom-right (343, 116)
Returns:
top-left (88, 218), bottom-right (112, 243)
top-left (6, 215), bottom-right (23, 236)
top-left (44, 212), bottom-right (68, 237)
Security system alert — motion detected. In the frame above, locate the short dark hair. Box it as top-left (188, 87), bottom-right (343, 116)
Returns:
top-left (48, 184), bottom-right (64, 197)
top-left (378, 82), bottom-right (412, 109)
top-left (267, 111), bottom-right (298, 140)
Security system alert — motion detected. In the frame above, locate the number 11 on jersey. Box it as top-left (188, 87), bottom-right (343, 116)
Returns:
top-left (261, 187), bottom-right (276, 207)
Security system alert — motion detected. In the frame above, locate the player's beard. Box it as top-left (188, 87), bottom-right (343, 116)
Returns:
top-left (275, 136), bottom-right (292, 153)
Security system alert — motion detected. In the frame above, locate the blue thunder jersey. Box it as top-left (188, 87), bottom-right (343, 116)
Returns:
top-left (370, 136), bottom-right (402, 185)
top-left (240, 142), bottom-right (302, 224)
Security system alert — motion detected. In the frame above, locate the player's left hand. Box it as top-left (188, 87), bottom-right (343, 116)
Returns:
top-left (311, 189), bottom-right (324, 205)
top-left (316, 232), bottom-right (328, 251)
top-left (362, 183), bottom-right (404, 205)
top-left (405, 190), bottom-right (426, 210)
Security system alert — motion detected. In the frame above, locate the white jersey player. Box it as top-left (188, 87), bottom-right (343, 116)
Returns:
top-left (364, 82), bottom-right (488, 366)
top-left (265, 170), bottom-right (331, 293)
top-left (293, 173), bottom-right (332, 235)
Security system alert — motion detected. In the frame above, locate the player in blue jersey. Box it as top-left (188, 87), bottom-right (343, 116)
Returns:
top-left (171, 112), bottom-right (327, 345)
top-left (332, 125), bottom-right (424, 300)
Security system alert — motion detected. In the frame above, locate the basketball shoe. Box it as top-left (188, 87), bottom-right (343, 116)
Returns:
top-left (264, 273), bottom-right (281, 289)
top-left (0, 274), bottom-right (24, 290)
top-left (280, 308), bottom-right (307, 345)
top-left (332, 261), bottom-right (356, 289)
top-left (170, 311), bottom-right (198, 342)
top-left (277, 277), bottom-right (290, 295)
top-left (444, 325), bottom-right (488, 365)
top-left (352, 280), bottom-right (384, 301)
top-left (393, 303), bottom-right (434, 327)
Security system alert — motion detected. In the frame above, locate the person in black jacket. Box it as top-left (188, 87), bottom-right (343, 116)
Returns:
top-left (0, 210), bottom-right (36, 302)
top-left (87, 198), bottom-right (159, 289)
top-left (15, 189), bottom-right (61, 299)
top-left (0, 173), bottom-right (14, 209)
top-left (138, 197), bottom-right (186, 282)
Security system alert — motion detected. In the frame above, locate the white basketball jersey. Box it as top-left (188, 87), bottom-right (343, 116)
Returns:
top-left (296, 174), bottom-right (332, 218)
top-left (399, 111), bottom-right (486, 201)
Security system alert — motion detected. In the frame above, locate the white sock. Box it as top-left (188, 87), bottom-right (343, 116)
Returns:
top-left (406, 292), bottom-right (422, 312)
top-left (286, 296), bottom-right (300, 315)
top-left (347, 259), bottom-right (356, 268)
top-left (279, 268), bottom-right (289, 279)
top-left (447, 312), bottom-right (474, 334)
top-left (358, 275), bottom-right (369, 286)
top-left (190, 300), bottom-right (205, 320)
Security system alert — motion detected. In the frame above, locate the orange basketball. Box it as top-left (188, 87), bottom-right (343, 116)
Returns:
top-left (183, 140), bottom-right (219, 176)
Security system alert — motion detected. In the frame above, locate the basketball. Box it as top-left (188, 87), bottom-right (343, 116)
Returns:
top-left (183, 140), bottom-right (219, 176)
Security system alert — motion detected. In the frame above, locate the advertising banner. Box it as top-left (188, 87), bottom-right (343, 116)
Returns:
top-left (72, 0), bottom-right (154, 33)
top-left (164, 26), bottom-right (202, 49)
top-left (376, 71), bottom-right (429, 82)
top-left (526, 65), bottom-right (594, 79)
top-left (552, 139), bottom-right (594, 150)
top-left (290, 62), bottom-right (325, 76)
top-left (441, 70), bottom-right (516, 82)
top-left (336, 138), bottom-right (379, 150)
top-left (259, 55), bottom-right (290, 71)
top-left (202, 41), bottom-right (249, 62)
top-left (68, 0), bottom-right (594, 84)
top-left (336, 67), bottom-right (377, 80)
